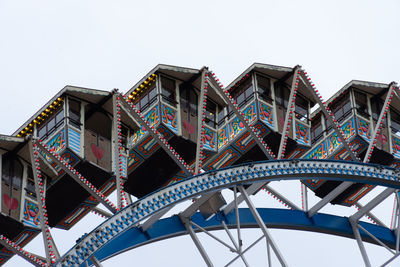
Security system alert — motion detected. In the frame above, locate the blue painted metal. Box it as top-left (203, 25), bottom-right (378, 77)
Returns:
top-left (57, 160), bottom-right (400, 266)
top-left (85, 208), bottom-right (397, 266)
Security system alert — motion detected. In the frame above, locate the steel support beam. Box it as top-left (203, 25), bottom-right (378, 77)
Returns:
top-left (239, 186), bottom-right (288, 267)
top-left (223, 182), bottom-right (265, 215)
top-left (34, 140), bottom-right (117, 214)
top-left (208, 77), bottom-right (275, 160)
top-left (354, 202), bottom-right (387, 228)
top-left (225, 235), bottom-right (265, 267)
top-left (277, 66), bottom-right (300, 159)
top-left (181, 217), bottom-right (214, 267)
top-left (119, 95), bottom-right (193, 175)
top-left (29, 140), bottom-right (58, 264)
top-left (112, 92), bottom-right (123, 209)
top-left (264, 184), bottom-right (301, 210)
top-left (301, 183), bottom-right (308, 211)
top-left (195, 68), bottom-right (208, 174)
top-left (308, 181), bottom-right (353, 217)
top-left (141, 206), bottom-right (173, 232)
top-left (351, 187), bottom-right (396, 222)
top-left (363, 83), bottom-right (396, 163)
top-left (190, 221), bottom-right (237, 252)
top-left (90, 255), bottom-right (103, 267)
top-left (180, 192), bottom-right (216, 218)
top-left (0, 234), bottom-right (46, 267)
top-left (221, 221), bottom-right (249, 267)
top-left (350, 220), bottom-right (372, 267)
top-left (299, 71), bottom-right (360, 161)
top-left (92, 207), bottom-right (113, 218)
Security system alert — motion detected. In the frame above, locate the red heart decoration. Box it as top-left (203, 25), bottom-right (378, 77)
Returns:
top-left (3, 194), bottom-right (18, 210)
top-left (183, 120), bottom-right (196, 134)
top-left (91, 144), bottom-right (104, 160)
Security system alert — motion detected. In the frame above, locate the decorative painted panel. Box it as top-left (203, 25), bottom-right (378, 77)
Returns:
top-left (228, 117), bottom-right (245, 141)
top-left (57, 203), bottom-right (93, 229)
top-left (332, 136), bottom-right (367, 160)
top-left (344, 184), bottom-right (374, 206)
top-left (204, 147), bottom-right (240, 170)
top-left (305, 141), bottom-right (328, 159)
top-left (161, 104), bottom-right (178, 134)
top-left (68, 127), bottom-right (81, 156)
top-left (392, 135), bottom-right (400, 159)
top-left (294, 120), bottom-right (310, 146)
top-left (129, 105), bottom-right (160, 147)
top-left (128, 149), bottom-right (144, 172)
top-left (357, 117), bottom-right (372, 141)
top-left (52, 149), bottom-right (80, 175)
top-left (303, 179), bottom-right (324, 190)
top-left (253, 121), bottom-right (271, 138)
top-left (258, 103), bottom-right (274, 130)
top-left (243, 103), bottom-right (257, 125)
top-left (136, 136), bottom-right (159, 159)
top-left (326, 118), bottom-right (355, 155)
top-left (232, 131), bottom-right (255, 154)
top-left (218, 126), bottom-right (229, 150)
top-left (43, 128), bottom-right (66, 162)
top-left (201, 126), bottom-right (217, 151)
top-left (22, 199), bottom-right (40, 228)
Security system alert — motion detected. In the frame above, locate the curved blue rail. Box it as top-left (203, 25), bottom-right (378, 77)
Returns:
top-left (57, 160), bottom-right (400, 266)
top-left (87, 208), bottom-right (397, 266)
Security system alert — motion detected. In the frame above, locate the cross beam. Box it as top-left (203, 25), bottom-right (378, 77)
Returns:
top-left (119, 94), bottom-right (193, 175)
top-left (299, 70), bottom-right (360, 161)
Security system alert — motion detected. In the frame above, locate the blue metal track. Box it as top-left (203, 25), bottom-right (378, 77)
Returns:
top-left (86, 208), bottom-right (397, 266)
top-left (57, 160), bottom-right (400, 266)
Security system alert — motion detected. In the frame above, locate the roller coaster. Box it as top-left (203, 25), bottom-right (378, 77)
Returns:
top-left (0, 63), bottom-right (399, 266)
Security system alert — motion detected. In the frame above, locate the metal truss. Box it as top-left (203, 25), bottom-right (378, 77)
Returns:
top-left (55, 160), bottom-right (400, 267)
top-left (118, 93), bottom-right (194, 175)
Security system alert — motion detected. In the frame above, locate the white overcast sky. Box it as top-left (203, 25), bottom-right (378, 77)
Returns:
top-left (1, 0), bottom-right (400, 266)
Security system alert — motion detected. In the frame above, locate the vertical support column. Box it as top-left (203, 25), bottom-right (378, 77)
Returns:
top-left (363, 83), bottom-right (397, 163)
top-left (301, 183), bottom-right (308, 211)
top-left (112, 91), bottom-right (123, 209)
top-left (277, 66), bottom-right (301, 159)
top-left (29, 140), bottom-right (58, 265)
top-left (299, 70), bottom-right (360, 162)
top-left (208, 71), bottom-right (276, 160)
top-left (350, 220), bottom-right (372, 267)
top-left (195, 69), bottom-right (208, 174)
top-left (181, 217), bottom-right (214, 267)
top-left (90, 255), bottom-right (103, 267)
top-left (239, 186), bottom-right (288, 267)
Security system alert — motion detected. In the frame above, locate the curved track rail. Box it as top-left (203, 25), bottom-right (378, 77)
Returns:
top-left (56, 159), bottom-right (400, 266)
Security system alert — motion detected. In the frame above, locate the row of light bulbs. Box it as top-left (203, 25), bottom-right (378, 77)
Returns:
top-left (17, 98), bottom-right (63, 137)
top-left (127, 74), bottom-right (157, 102)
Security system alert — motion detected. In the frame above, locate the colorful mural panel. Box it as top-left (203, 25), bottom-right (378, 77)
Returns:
top-left (202, 126), bottom-right (217, 151)
top-left (43, 128), bottom-right (66, 162)
top-left (161, 104), bottom-right (178, 134)
top-left (57, 203), bottom-right (93, 229)
top-left (294, 120), bottom-right (310, 146)
top-left (392, 135), bottom-right (400, 159)
top-left (258, 103), bottom-right (274, 129)
top-left (326, 118), bottom-right (356, 155)
top-left (218, 126), bottom-right (229, 149)
top-left (129, 105), bottom-right (160, 147)
top-left (68, 127), bottom-right (81, 156)
top-left (357, 117), bottom-right (372, 141)
top-left (204, 147), bottom-right (240, 170)
top-left (243, 103), bottom-right (257, 125)
top-left (136, 136), bottom-right (160, 158)
top-left (305, 141), bottom-right (327, 159)
top-left (232, 131), bottom-right (255, 153)
top-left (52, 149), bottom-right (80, 175)
top-left (128, 149), bottom-right (144, 172)
top-left (228, 117), bottom-right (245, 141)
top-left (22, 199), bottom-right (40, 228)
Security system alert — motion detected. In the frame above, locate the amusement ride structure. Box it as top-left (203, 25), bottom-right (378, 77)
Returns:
top-left (0, 63), bottom-right (399, 266)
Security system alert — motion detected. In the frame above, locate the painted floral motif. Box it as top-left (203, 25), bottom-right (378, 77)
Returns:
top-left (130, 106), bottom-right (159, 147)
top-left (357, 117), bottom-right (371, 141)
top-left (202, 126), bottom-right (217, 151)
top-left (305, 141), bottom-right (327, 159)
top-left (218, 126), bottom-right (229, 149)
top-left (243, 103), bottom-right (257, 125)
top-left (161, 104), bottom-right (178, 134)
top-left (259, 103), bottom-right (274, 129)
top-left (392, 135), bottom-right (400, 158)
top-left (327, 118), bottom-right (355, 155)
top-left (228, 117), bottom-right (245, 140)
top-left (42, 129), bottom-right (66, 162)
top-left (295, 121), bottom-right (310, 146)
top-left (23, 200), bottom-right (40, 228)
